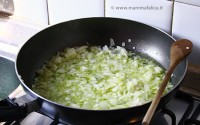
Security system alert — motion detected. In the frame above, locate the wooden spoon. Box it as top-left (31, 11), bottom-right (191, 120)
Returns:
top-left (142, 39), bottom-right (193, 125)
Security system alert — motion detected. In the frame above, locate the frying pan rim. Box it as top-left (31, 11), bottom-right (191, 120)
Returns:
top-left (15, 17), bottom-right (188, 112)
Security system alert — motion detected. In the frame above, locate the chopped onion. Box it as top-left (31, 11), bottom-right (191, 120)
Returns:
top-left (33, 45), bottom-right (173, 110)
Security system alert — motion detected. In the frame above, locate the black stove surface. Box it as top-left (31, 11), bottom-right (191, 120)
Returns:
top-left (1, 91), bottom-right (200, 125)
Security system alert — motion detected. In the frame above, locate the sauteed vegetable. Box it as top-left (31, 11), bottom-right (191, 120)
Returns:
top-left (33, 45), bottom-right (173, 110)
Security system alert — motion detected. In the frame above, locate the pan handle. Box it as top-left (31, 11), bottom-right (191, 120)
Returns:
top-left (0, 97), bottom-right (27, 121)
top-left (0, 97), bottom-right (39, 122)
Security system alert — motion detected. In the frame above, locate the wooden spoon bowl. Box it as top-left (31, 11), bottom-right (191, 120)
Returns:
top-left (142, 39), bottom-right (193, 125)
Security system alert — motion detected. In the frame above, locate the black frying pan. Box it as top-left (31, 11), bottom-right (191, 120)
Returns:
top-left (0, 17), bottom-right (188, 125)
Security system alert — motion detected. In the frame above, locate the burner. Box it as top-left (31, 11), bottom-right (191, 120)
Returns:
top-left (184, 99), bottom-right (200, 125)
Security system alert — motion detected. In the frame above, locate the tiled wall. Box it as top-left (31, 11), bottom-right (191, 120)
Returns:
top-left (3, 0), bottom-right (200, 65)
top-left (172, 1), bottom-right (200, 65)
top-left (12, 0), bottom-right (48, 24)
top-left (105, 0), bottom-right (173, 34)
top-left (47, 0), bottom-right (105, 25)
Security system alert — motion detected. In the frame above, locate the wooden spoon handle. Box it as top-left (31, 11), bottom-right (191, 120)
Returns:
top-left (143, 39), bottom-right (192, 125)
top-left (142, 65), bottom-right (175, 125)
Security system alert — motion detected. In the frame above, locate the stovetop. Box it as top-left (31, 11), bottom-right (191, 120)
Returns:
top-left (150, 91), bottom-right (200, 125)
top-left (1, 90), bottom-right (200, 125)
